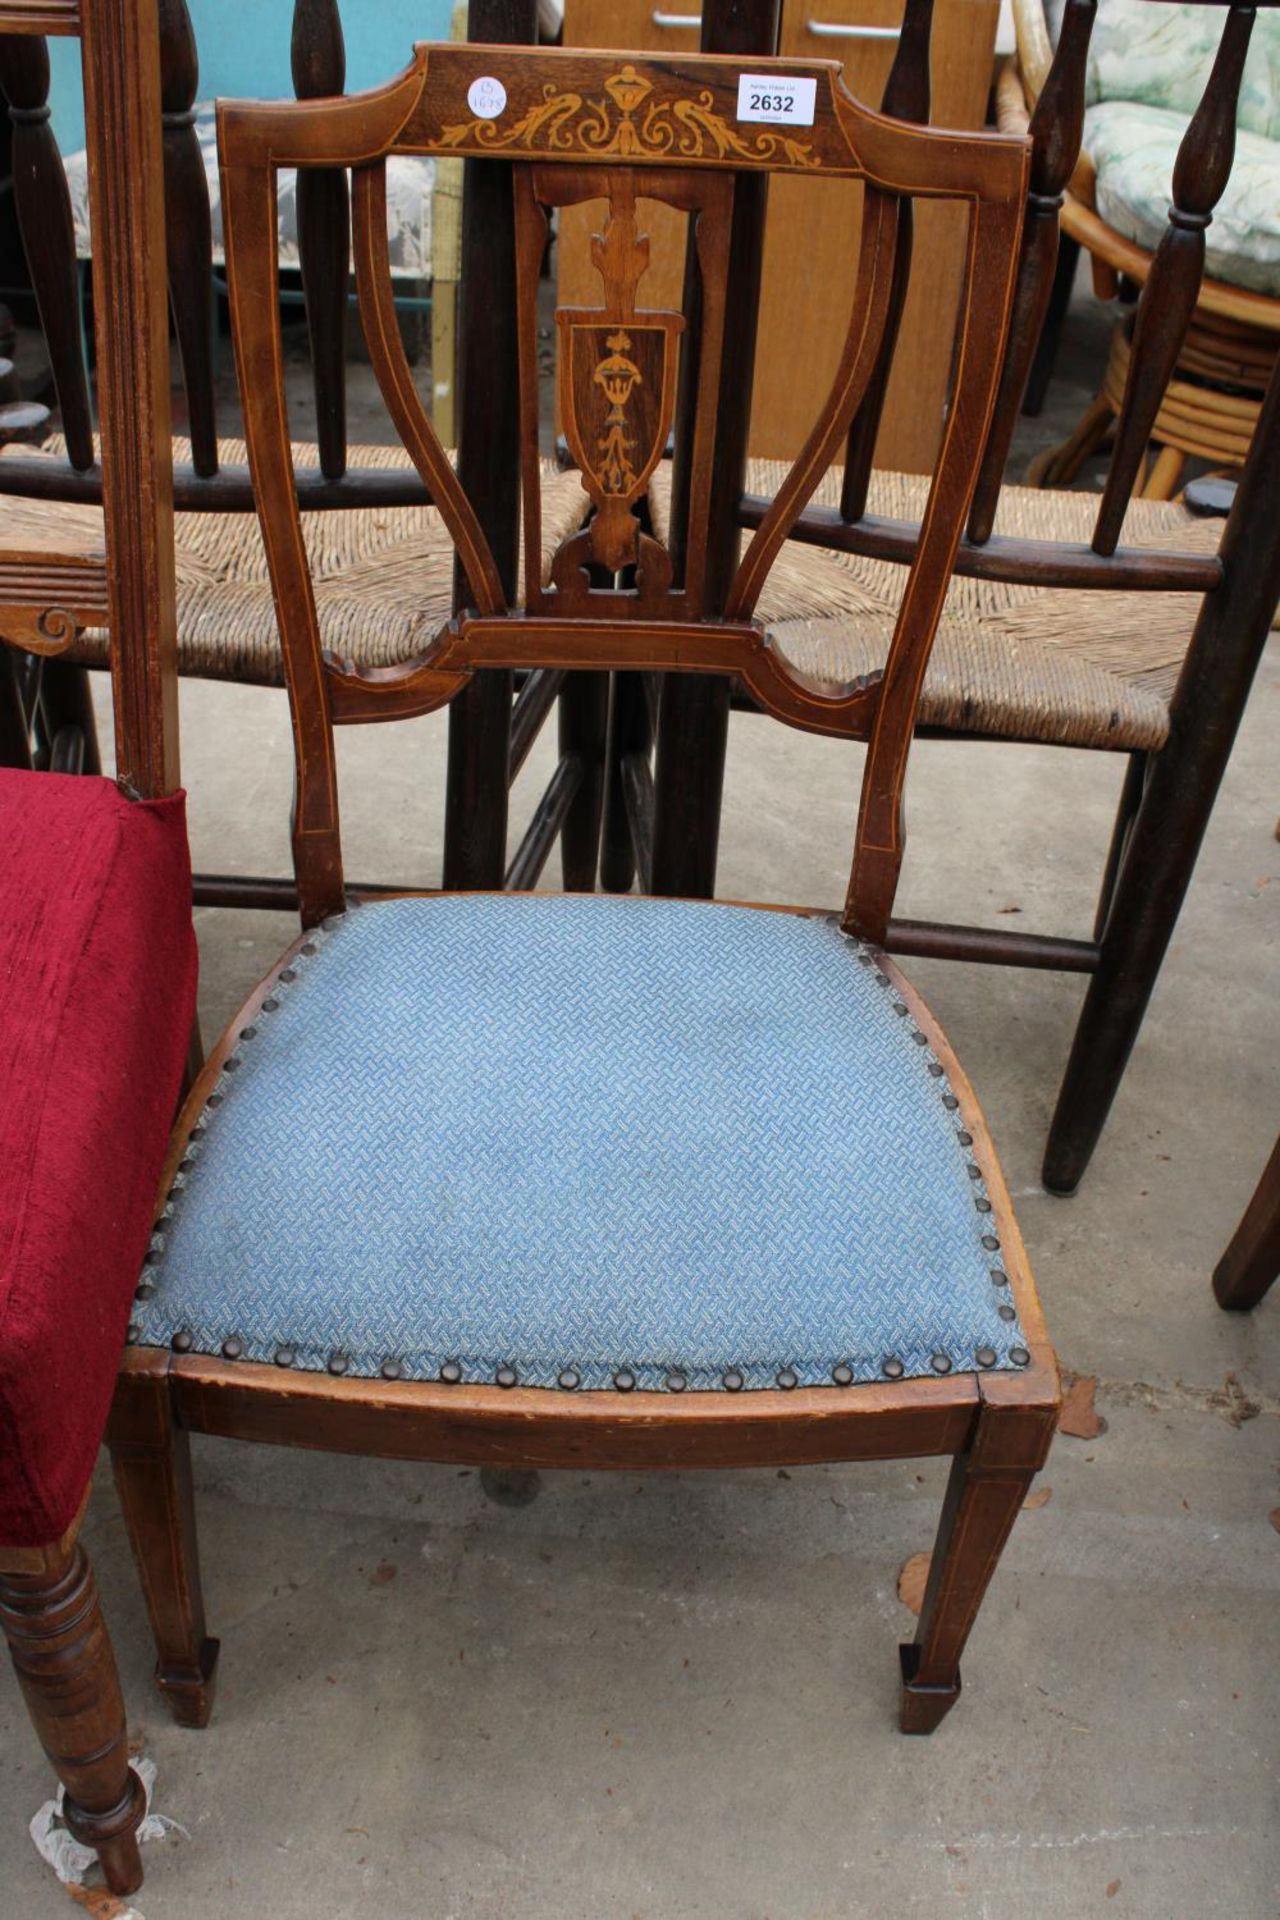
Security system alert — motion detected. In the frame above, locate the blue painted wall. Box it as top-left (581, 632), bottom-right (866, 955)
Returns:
top-left (48, 0), bottom-right (455, 153)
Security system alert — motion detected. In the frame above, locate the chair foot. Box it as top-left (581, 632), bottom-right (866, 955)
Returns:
top-left (479, 1467), bottom-right (541, 1509)
top-left (0, 1538), bottom-right (146, 1897)
top-left (898, 1644), bottom-right (962, 1734)
top-left (155, 1636), bottom-right (221, 1729)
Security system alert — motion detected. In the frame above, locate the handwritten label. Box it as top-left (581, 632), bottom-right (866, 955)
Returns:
top-left (736, 73), bottom-right (817, 127)
top-left (467, 75), bottom-right (508, 120)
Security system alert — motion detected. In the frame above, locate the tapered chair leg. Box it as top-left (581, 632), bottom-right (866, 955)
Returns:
top-left (1213, 1134), bottom-right (1280, 1310)
top-left (900, 1399), bottom-right (1055, 1733)
top-left (558, 671), bottom-right (609, 890)
top-left (108, 1360), bottom-right (218, 1729)
top-left (0, 1533), bottom-right (146, 1896)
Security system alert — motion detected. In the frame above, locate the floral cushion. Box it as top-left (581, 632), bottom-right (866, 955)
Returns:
top-left (1083, 99), bottom-right (1280, 296)
top-left (1084, 0), bottom-right (1280, 140)
top-left (63, 105), bottom-right (437, 280)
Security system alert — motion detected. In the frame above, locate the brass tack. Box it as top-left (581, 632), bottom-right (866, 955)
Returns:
top-left (440, 1361), bottom-right (462, 1384)
top-left (722, 1369), bottom-right (744, 1392)
top-left (279, 968), bottom-right (297, 983)
top-left (893, 1003), bottom-right (909, 1017)
top-left (328, 1351), bottom-right (348, 1375)
top-left (931, 1353), bottom-right (952, 1374)
top-left (776, 1367), bottom-right (798, 1390)
top-left (222, 1335), bottom-right (243, 1361)
top-left (832, 1363), bottom-right (853, 1386)
top-left (998, 1303), bottom-right (1017, 1323)
top-left (262, 997), bottom-right (280, 1013)
top-left (967, 1163), bottom-right (982, 1180)
top-left (858, 951), bottom-right (873, 965)
top-left (990, 1268), bottom-right (1009, 1287)
top-left (275, 1345), bottom-right (296, 1368)
top-left (976, 1347), bottom-right (997, 1369)
top-left (665, 1371), bottom-right (687, 1393)
top-left (975, 1197), bottom-right (993, 1213)
top-left (206, 1090), bottom-right (223, 1107)
top-left (172, 1330), bottom-right (193, 1353)
top-left (981, 1235), bottom-right (1000, 1252)
top-left (240, 1025), bottom-right (258, 1042)
top-left (223, 1055), bottom-right (240, 1073)
top-left (301, 942), bottom-right (318, 956)
top-left (322, 917), bottom-right (343, 932)
top-left (613, 1368), bottom-right (636, 1392)
top-left (135, 1281), bottom-right (155, 1301)
top-left (558, 1368), bottom-right (580, 1391)
top-left (875, 972), bottom-right (890, 986)
top-left (1010, 1347), bottom-right (1030, 1367)
top-left (957, 1130), bottom-right (973, 1147)
top-left (381, 1358), bottom-right (403, 1381)
top-left (928, 1062), bottom-right (944, 1078)
top-left (942, 1093), bottom-right (959, 1109)
top-left (126, 1321), bottom-right (142, 1344)
top-left (882, 1355), bottom-right (904, 1379)
top-left (496, 1366), bottom-right (518, 1389)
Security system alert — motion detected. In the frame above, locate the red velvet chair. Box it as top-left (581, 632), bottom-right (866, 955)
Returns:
top-left (0, 770), bottom-right (196, 1895)
top-left (0, 0), bottom-right (190, 1897)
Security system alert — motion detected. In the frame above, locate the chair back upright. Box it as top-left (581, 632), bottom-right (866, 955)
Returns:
top-left (0, 0), bottom-right (176, 797)
top-left (217, 40), bottom-right (1030, 937)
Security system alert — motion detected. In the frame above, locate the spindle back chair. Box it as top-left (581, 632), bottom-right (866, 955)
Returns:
top-left (615, 0), bottom-right (1280, 1195)
top-left (0, 0), bottom-right (599, 902)
top-left (110, 39), bottom-right (1059, 1757)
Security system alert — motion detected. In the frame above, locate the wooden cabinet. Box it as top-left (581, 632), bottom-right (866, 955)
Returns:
top-left (557, 0), bottom-right (999, 470)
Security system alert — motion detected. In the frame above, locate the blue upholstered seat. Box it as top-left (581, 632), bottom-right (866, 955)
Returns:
top-left (132, 896), bottom-right (1029, 1393)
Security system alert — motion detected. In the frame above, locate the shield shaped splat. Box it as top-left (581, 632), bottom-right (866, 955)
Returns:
top-left (557, 310), bottom-right (683, 573)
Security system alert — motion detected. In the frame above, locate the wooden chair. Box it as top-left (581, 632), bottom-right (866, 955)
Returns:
top-left (0, 0), bottom-right (195, 1896)
top-left (1213, 1133), bottom-right (1279, 1311)
top-left (109, 39), bottom-right (1059, 1759)
top-left (0, 0), bottom-right (601, 903)
top-left (611, 0), bottom-right (1280, 1196)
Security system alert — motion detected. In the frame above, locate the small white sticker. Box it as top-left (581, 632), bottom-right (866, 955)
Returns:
top-left (467, 75), bottom-right (507, 120)
top-left (736, 73), bottom-right (817, 127)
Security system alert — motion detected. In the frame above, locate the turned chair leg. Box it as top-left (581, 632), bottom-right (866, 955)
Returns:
top-left (108, 1363), bottom-right (219, 1729)
top-left (1213, 1134), bottom-right (1280, 1310)
top-left (0, 1535), bottom-right (146, 1896)
top-left (900, 1400), bottom-right (1055, 1734)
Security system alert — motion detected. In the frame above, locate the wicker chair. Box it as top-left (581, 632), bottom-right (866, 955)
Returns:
top-left (1005, 0), bottom-right (1280, 494)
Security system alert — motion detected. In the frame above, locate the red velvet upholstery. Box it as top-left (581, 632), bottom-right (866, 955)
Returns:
top-left (0, 770), bottom-right (196, 1547)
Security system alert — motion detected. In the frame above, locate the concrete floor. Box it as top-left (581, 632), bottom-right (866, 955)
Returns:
top-left (2, 285), bottom-right (1279, 1917)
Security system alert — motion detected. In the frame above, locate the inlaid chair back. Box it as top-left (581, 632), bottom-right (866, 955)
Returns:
top-left (217, 40), bottom-right (1030, 936)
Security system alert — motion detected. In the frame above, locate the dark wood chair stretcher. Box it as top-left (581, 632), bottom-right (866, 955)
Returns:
top-left (0, 0), bottom-right (601, 905)
top-left (109, 40), bottom-right (1059, 1763)
top-left (606, 0), bottom-right (1280, 1197)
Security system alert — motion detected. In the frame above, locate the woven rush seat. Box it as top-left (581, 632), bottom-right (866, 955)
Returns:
top-left (650, 463), bottom-right (1220, 751)
top-left (131, 894), bottom-right (1031, 1394)
top-left (1, 441), bottom-right (589, 687)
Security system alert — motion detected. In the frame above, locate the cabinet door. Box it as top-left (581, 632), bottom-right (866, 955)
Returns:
top-left (753, 0), bottom-right (998, 468)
